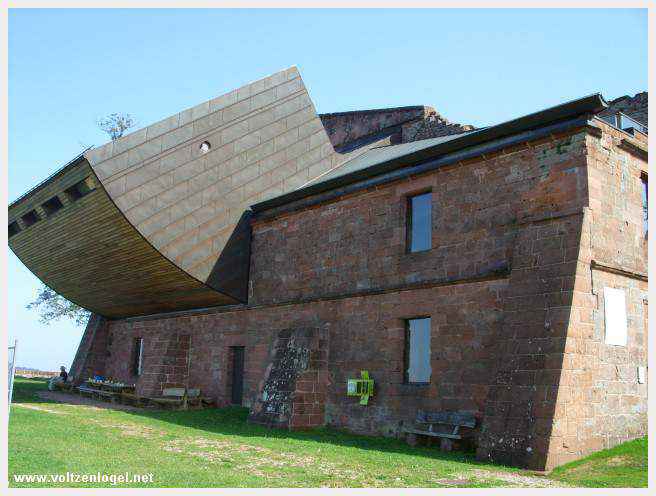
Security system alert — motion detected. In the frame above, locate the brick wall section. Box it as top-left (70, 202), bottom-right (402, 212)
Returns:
top-left (249, 131), bottom-right (589, 307)
top-left (320, 106), bottom-right (474, 150)
top-left (248, 327), bottom-right (328, 429)
top-left (104, 325), bottom-right (190, 396)
top-left (538, 120), bottom-right (648, 468)
top-left (402, 115), bottom-right (474, 141)
top-left (600, 92), bottom-right (648, 126)
top-left (69, 314), bottom-right (110, 384)
top-left (142, 333), bottom-right (191, 396)
top-left (84, 119), bottom-right (646, 471)
top-left (101, 282), bottom-right (505, 435)
top-left (476, 213), bottom-right (586, 469)
top-left (319, 107), bottom-right (432, 149)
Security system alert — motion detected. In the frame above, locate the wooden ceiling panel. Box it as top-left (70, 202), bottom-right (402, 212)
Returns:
top-left (8, 160), bottom-right (236, 318)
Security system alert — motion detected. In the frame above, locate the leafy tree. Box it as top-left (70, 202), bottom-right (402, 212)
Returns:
top-left (25, 112), bottom-right (135, 325)
top-left (26, 285), bottom-right (91, 326)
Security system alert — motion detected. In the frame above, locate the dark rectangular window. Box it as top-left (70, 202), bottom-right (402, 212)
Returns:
top-left (21, 210), bottom-right (40, 227)
top-left (641, 173), bottom-right (648, 236)
top-left (407, 192), bottom-right (432, 252)
top-left (41, 196), bottom-right (64, 217)
top-left (404, 317), bottom-right (431, 384)
top-left (8, 221), bottom-right (21, 238)
top-left (132, 337), bottom-right (144, 376)
top-left (65, 177), bottom-right (95, 202)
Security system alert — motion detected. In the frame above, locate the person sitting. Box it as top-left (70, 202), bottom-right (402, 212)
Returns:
top-left (48, 366), bottom-right (69, 391)
top-left (59, 366), bottom-right (68, 382)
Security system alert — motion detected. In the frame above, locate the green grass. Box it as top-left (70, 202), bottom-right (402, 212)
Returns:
top-left (8, 377), bottom-right (647, 488)
top-left (549, 436), bottom-right (648, 488)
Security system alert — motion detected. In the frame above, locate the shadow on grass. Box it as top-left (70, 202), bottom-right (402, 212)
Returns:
top-left (11, 377), bottom-right (506, 469)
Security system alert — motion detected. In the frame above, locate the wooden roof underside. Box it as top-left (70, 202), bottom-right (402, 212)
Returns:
top-left (8, 160), bottom-right (236, 318)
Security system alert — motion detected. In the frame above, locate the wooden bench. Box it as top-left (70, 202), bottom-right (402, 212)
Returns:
top-left (77, 384), bottom-right (97, 398)
top-left (404, 410), bottom-right (476, 451)
top-left (120, 391), bottom-right (146, 407)
top-left (95, 389), bottom-right (119, 402)
top-left (77, 384), bottom-right (119, 403)
top-left (147, 388), bottom-right (204, 410)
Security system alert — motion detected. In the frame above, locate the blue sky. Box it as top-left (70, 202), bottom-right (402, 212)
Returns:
top-left (7, 8), bottom-right (647, 370)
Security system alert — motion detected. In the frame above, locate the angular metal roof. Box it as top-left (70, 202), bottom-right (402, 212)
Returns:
top-left (252, 93), bottom-right (608, 213)
top-left (306, 131), bottom-right (475, 186)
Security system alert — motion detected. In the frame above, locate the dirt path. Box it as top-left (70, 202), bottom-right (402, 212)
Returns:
top-left (35, 390), bottom-right (145, 412)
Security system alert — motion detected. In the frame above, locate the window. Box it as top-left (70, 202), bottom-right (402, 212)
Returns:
top-left (41, 196), bottom-right (64, 217)
top-left (8, 221), bottom-right (20, 238)
top-left (65, 176), bottom-right (96, 202)
top-left (407, 192), bottom-right (432, 252)
top-left (404, 317), bottom-right (432, 384)
top-left (21, 210), bottom-right (40, 227)
top-left (200, 141), bottom-right (211, 154)
top-left (641, 173), bottom-right (648, 236)
top-left (604, 288), bottom-right (627, 346)
top-left (132, 338), bottom-right (144, 376)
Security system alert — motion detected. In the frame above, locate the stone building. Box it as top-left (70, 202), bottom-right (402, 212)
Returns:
top-left (8, 68), bottom-right (648, 471)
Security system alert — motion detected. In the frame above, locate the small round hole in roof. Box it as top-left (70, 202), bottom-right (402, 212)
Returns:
top-left (200, 141), bottom-right (211, 154)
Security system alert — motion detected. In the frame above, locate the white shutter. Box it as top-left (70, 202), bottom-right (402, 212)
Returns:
top-left (604, 287), bottom-right (628, 346)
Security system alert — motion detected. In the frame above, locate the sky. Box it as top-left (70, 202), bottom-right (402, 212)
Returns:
top-left (7, 8), bottom-right (647, 371)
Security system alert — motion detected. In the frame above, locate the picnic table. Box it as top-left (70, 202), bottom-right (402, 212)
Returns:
top-left (78, 380), bottom-right (135, 403)
top-left (74, 380), bottom-right (213, 410)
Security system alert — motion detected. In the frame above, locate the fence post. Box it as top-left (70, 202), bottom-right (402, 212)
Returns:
top-left (8, 339), bottom-right (17, 412)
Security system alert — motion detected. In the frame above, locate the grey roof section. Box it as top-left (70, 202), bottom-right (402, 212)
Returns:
top-left (252, 92), bottom-right (608, 213)
top-left (306, 131), bottom-right (477, 186)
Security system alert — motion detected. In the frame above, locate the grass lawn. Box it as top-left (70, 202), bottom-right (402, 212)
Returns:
top-left (549, 436), bottom-right (648, 488)
top-left (8, 377), bottom-right (647, 488)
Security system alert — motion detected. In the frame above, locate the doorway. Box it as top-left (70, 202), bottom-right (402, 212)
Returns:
top-left (230, 346), bottom-right (245, 405)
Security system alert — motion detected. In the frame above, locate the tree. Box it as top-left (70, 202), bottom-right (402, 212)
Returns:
top-left (26, 285), bottom-right (91, 326)
top-left (26, 112), bottom-right (135, 325)
top-left (96, 113), bottom-right (136, 141)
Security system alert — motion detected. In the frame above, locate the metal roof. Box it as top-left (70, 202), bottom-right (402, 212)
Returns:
top-left (252, 93), bottom-right (608, 213)
top-left (306, 131), bottom-right (477, 186)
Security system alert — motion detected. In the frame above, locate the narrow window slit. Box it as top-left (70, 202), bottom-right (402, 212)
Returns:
top-left (21, 210), bottom-right (40, 227)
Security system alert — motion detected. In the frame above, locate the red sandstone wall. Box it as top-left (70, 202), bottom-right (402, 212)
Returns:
top-left (102, 281), bottom-right (504, 434)
top-left (319, 107), bottom-right (430, 149)
top-left (600, 92), bottom-right (648, 126)
top-left (92, 121), bottom-right (647, 471)
top-left (250, 131), bottom-right (589, 307)
top-left (535, 121), bottom-right (648, 468)
top-left (69, 315), bottom-right (110, 384)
